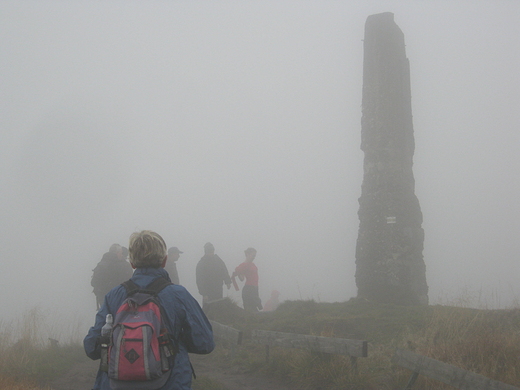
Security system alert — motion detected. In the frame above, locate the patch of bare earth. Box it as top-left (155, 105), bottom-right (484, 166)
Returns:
top-left (47, 359), bottom-right (98, 390)
top-left (190, 353), bottom-right (297, 390)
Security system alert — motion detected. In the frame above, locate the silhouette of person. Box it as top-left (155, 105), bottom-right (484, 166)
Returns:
top-left (196, 242), bottom-right (231, 308)
top-left (165, 246), bottom-right (183, 284)
top-left (91, 244), bottom-right (134, 309)
top-left (233, 247), bottom-right (262, 312)
top-left (263, 290), bottom-right (280, 312)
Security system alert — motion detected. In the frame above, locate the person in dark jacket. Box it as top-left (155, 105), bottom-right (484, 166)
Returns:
top-left (84, 230), bottom-right (214, 390)
top-left (91, 243), bottom-right (134, 309)
top-left (196, 242), bottom-right (232, 307)
top-left (165, 246), bottom-right (183, 285)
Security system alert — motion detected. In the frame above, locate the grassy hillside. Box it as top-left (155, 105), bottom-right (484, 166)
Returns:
top-left (204, 298), bottom-right (520, 389)
top-left (0, 307), bottom-right (89, 390)
top-left (2, 301), bottom-right (519, 389)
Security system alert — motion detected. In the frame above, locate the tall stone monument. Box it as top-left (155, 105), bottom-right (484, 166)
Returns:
top-left (355, 12), bottom-right (428, 305)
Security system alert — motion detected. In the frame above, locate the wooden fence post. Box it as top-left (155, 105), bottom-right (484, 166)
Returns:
top-left (209, 320), bottom-right (242, 358)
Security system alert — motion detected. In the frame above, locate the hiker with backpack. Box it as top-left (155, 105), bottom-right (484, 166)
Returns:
top-left (84, 230), bottom-right (215, 390)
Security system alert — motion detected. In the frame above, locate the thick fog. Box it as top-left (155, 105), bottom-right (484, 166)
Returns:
top-left (1, 1), bottom-right (519, 328)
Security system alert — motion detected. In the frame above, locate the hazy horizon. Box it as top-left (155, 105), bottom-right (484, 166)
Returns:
top-left (1, 1), bottom-right (519, 329)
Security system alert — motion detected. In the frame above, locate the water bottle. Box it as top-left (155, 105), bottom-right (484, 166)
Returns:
top-left (100, 314), bottom-right (113, 372)
top-left (159, 328), bottom-right (171, 372)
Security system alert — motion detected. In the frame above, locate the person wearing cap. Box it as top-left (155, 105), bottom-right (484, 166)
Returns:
top-left (166, 246), bottom-right (183, 284)
top-left (196, 242), bottom-right (232, 308)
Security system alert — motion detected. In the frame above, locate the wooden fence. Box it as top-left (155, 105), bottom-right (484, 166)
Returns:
top-left (251, 329), bottom-right (367, 373)
top-left (209, 320), bottom-right (242, 357)
top-left (393, 349), bottom-right (520, 390)
top-left (208, 322), bottom-right (519, 388)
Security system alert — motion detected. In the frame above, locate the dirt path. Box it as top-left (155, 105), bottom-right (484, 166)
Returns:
top-left (47, 354), bottom-right (295, 390)
top-left (47, 359), bottom-right (98, 390)
top-left (190, 353), bottom-right (296, 390)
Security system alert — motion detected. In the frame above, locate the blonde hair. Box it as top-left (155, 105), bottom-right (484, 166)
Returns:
top-left (128, 230), bottom-right (167, 268)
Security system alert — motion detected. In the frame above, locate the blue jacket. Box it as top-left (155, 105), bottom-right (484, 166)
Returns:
top-left (84, 267), bottom-right (215, 390)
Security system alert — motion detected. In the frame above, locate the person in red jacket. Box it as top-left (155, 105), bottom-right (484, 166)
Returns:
top-left (233, 247), bottom-right (262, 312)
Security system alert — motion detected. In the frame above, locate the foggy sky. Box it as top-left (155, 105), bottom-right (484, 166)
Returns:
top-left (1, 1), bottom-right (519, 327)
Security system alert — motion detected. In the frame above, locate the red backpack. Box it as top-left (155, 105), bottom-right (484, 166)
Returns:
top-left (108, 278), bottom-right (176, 390)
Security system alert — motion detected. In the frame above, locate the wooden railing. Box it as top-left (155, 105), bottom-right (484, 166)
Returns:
top-left (209, 320), bottom-right (242, 357)
top-left (209, 321), bottom-right (367, 372)
top-left (393, 349), bottom-right (520, 390)
top-left (209, 321), bottom-right (519, 388)
top-left (251, 329), bottom-right (367, 373)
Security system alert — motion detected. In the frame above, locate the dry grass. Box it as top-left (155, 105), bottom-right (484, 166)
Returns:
top-left (398, 306), bottom-right (520, 389)
top-left (208, 297), bottom-right (520, 389)
top-left (3, 297), bottom-right (520, 389)
top-left (0, 307), bottom-right (88, 389)
top-left (0, 374), bottom-right (50, 390)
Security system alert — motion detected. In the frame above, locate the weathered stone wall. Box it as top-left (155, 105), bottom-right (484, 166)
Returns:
top-left (355, 12), bottom-right (428, 305)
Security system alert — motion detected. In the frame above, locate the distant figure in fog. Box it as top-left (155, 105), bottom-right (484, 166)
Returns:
top-left (165, 246), bottom-right (183, 284)
top-left (233, 247), bottom-right (262, 312)
top-left (263, 290), bottom-right (280, 312)
top-left (91, 244), bottom-right (134, 309)
top-left (196, 242), bottom-right (232, 308)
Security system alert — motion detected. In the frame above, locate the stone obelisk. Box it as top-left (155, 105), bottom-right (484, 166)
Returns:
top-left (355, 12), bottom-right (428, 305)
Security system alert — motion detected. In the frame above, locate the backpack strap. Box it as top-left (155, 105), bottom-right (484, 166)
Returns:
top-left (142, 277), bottom-right (172, 296)
top-left (121, 277), bottom-right (172, 297)
top-left (121, 279), bottom-right (140, 296)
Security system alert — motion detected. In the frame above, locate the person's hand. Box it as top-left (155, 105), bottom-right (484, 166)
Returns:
top-left (226, 283), bottom-right (231, 289)
top-left (238, 275), bottom-right (245, 282)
